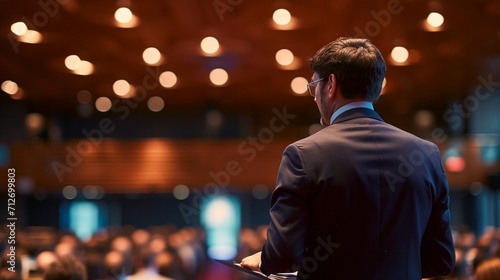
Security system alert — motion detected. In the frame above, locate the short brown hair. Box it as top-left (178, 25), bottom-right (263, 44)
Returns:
top-left (309, 37), bottom-right (386, 102)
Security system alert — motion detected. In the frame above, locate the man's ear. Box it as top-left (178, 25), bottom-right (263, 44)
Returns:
top-left (328, 73), bottom-right (337, 99)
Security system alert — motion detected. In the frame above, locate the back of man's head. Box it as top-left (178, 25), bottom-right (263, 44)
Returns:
top-left (309, 37), bottom-right (386, 102)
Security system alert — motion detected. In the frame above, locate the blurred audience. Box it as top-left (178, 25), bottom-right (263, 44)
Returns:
top-left (43, 257), bottom-right (87, 280)
top-left (0, 268), bottom-right (21, 280)
top-left (429, 226), bottom-right (500, 280)
top-left (154, 251), bottom-right (184, 280)
top-left (2, 223), bottom-right (500, 280)
top-left (125, 251), bottom-right (172, 280)
top-left (475, 257), bottom-right (500, 280)
top-left (0, 254), bottom-right (22, 280)
top-left (101, 250), bottom-right (126, 280)
top-left (1, 225), bottom-right (207, 280)
top-left (30, 251), bottom-right (59, 279)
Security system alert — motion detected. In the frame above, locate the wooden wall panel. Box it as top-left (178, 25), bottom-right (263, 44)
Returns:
top-left (9, 139), bottom-right (290, 193)
top-left (5, 137), bottom-right (499, 193)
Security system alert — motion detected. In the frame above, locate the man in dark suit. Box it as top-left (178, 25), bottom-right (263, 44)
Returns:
top-left (241, 37), bottom-right (455, 279)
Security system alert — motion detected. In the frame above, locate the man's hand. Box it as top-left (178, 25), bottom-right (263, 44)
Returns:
top-left (240, 251), bottom-right (262, 272)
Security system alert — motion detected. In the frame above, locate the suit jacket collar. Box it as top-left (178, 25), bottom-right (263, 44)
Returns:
top-left (331, 107), bottom-right (383, 124)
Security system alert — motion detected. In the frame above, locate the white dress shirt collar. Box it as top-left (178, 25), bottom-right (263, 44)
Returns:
top-left (329, 101), bottom-right (374, 124)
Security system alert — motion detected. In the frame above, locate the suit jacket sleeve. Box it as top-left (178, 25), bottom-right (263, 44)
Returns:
top-left (260, 144), bottom-right (310, 275)
top-left (421, 145), bottom-right (456, 277)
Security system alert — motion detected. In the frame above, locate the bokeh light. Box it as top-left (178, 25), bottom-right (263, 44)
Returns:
top-left (200, 36), bottom-right (220, 54)
top-left (114, 7), bottom-right (133, 24)
top-left (1, 80), bottom-right (19, 95)
top-left (73, 60), bottom-right (94, 76)
top-left (427, 12), bottom-right (444, 28)
top-left (445, 156), bottom-right (466, 173)
top-left (291, 77), bottom-right (308, 95)
top-left (173, 184), bottom-right (190, 200)
top-left (143, 47), bottom-right (162, 65)
top-left (65, 55), bottom-right (81, 70)
top-left (391, 46), bottom-right (409, 63)
top-left (11, 22), bottom-right (28, 36)
top-left (17, 30), bottom-right (42, 44)
top-left (113, 79), bottom-right (131, 96)
top-left (147, 96), bottom-right (165, 112)
top-left (275, 49), bottom-right (294, 66)
top-left (273, 9), bottom-right (291, 25)
top-left (25, 113), bottom-right (45, 134)
top-left (159, 71), bottom-right (177, 88)
top-left (77, 90), bottom-right (92, 104)
top-left (95, 97), bottom-right (112, 112)
top-left (308, 123), bottom-right (323, 135)
top-left (62, 185), bottom-right (78, 200)
top-left (206, 110), bottom-right (223, 127)
top-left (252, 184), bottom-right (269, 200)
top-left (209, 68), bottom-right (228, 86)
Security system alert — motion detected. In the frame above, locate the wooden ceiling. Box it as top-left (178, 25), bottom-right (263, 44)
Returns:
top-left (1, 0), bottom-right (500, 127)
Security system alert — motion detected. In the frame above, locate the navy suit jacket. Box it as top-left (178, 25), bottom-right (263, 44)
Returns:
top-left (260, 108), bottom-right (455, 280)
